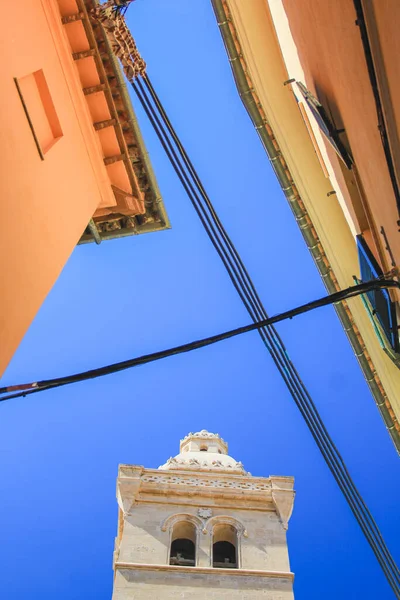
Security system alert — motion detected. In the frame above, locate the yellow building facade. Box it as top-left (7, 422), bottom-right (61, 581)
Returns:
top-left (212, 0), bottom-right (400, 451)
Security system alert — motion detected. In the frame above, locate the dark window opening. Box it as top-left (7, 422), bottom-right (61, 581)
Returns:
top-left (357, 234), bottom-right (399, 352)
top-left (200, 446), bottom-right (208, 452)
top-left (213, 541), bottom-right (237, 568)
top-left (170, 538), bottom-right (195, 566)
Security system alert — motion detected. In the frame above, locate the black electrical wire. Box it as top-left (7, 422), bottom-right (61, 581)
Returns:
top-left (139, 63), bottom-right (400, 591)
top-left (1, 279), bottom-right (396, 400)
top-left (111, 0), bottom-right (134, 17)
top-left (127, 74), bottom-right (400, 594)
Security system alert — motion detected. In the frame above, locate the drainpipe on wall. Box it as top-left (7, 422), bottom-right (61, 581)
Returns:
top-left (211, 0), bottom-right (400, 452)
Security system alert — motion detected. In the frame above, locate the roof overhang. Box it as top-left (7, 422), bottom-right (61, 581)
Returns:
top-left (60, 0), bottom-right (170, 243)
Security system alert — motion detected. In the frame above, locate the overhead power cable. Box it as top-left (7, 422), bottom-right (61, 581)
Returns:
top-left (125, 71), bottom-right (400, 595)
top-left (1, 279), bottom-right (396, 401)
top-left (5, 3), bottom-right (397, 591)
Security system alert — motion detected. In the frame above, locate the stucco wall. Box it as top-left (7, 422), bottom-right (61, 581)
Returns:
top-left (226, 0), bottom-right (400, 426)
top-left (280, 0), bottom-right (400, 280)
top-left (118, 503), bottom-right (291, 572)
top-left (113, 568), bottom-right (294, 599)
top-left (0, 0), bottom-right (113, 374)
top-left (370, 0), bottom-right (400, 191)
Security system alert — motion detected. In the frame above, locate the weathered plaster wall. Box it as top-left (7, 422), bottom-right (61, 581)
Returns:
top-left (224, 0), bottom-right (400, 427)
top-left (118, 503), bottom-right (291, 572)
top-left (279, 0), bottom-right (400, 277)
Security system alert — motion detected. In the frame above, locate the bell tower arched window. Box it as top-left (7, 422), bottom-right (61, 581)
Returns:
top-left (212, 524), bottom-right (238, 568)
top-left (169, 521), bottom-right (196, 567)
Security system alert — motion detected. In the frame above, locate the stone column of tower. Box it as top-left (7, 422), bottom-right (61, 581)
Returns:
top-left (112, 430), bottom-right (296, 599)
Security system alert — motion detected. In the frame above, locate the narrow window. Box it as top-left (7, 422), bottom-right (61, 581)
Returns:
top-left (212, 524), bottom-right (238, 568)
top-left (357, 234), bottom-right (399, 351)
top-left (169, 522), bottom-right (196, 567)
top-left (15, 69), bottom-right (63, 159)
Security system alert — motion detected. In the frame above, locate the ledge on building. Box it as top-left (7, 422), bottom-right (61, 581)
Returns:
top-left (72, 0), bottom-right (170, 244)
top-left (114, 561), bottom-right (294, 580)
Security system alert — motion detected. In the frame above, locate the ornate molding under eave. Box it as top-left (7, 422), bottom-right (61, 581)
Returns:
top-left (159, 455), bottom-right (246, 474)
top-left (117, 467), bottom-right (295, 524)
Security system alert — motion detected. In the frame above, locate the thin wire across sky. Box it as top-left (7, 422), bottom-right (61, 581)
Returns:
top-left (130, 71), bottom-right (400, 596)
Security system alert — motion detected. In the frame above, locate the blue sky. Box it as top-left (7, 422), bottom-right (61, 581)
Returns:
top-left (1, 1), bottom-right (399, 599)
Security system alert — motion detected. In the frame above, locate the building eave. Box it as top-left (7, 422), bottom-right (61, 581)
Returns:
top-left (69, 0), bottom-right (170, 243)
top-left (116, 464), bottom-right (295, 525)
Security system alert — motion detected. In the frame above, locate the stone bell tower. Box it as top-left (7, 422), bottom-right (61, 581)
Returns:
top-left (112, 430), bottom-right (296, 599)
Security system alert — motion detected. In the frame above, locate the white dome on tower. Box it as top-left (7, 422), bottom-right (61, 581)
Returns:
top-left (158, 430), bottom-right (247, 475)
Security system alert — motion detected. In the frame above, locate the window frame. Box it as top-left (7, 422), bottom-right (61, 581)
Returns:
top-left (163, 514), bottom-right (202, 567)
top-left (356, 234), bottom-right (399, 352)
top-left (296, 81), bottom-right (353, 170)
top-left (208, 518), bottom-right (247, 570)
top-left (162, 513), bottom-right (247, 570)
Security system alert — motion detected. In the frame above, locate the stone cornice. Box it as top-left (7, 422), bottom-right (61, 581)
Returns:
top-left (141, 470), bottom-right (272, 491)
top-left (119, 465), bottom-right (294, 490)
top-left (114, 562), bottom-right (294, 581)
top-left (117, 465), bottom-right (295, 529)
top-left (118, 466), bottom-right (273, 505)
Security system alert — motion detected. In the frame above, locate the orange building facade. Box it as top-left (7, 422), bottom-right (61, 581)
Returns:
top-left (0, 0), bottom-right (169, 376)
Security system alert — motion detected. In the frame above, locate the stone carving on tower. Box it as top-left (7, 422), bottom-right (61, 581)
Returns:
top-left (112, 430), bottom-right (296, 599)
